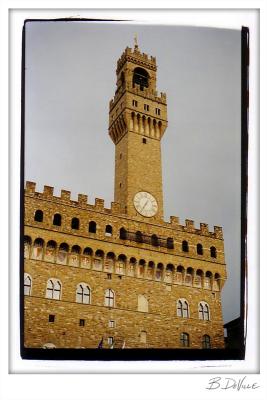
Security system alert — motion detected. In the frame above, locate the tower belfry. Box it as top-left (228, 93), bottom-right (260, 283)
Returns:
top-left (109, 44), bottom-right (168, 221)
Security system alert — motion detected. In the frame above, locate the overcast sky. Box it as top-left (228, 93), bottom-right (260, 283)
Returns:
top-left (24, 21), bottom-right (241, 324)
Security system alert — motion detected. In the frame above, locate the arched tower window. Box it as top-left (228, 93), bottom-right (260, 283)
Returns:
top-left (151, 234), bottom-right (159, 247)
top-left (53, 213), bottom-right (61, 226)
top-left (105, 225), bottom-right (112, 237)
top-left (182, 240), bottom-right (189, 252)
top-left (197, 243), bottom-right (203, 255)
top-left (89, 221), bottom-right (96, 233)
top-left (71, 217), bottom-right (79, 230)
top-left (136, 231), bottom-right (143, 243)
top-left (167, 237), bottom-right (174, 249)
top-left (34, 209), bottom-right (43, 222)
top-left (210, 246), bottom-right (217, 258)
top-left (120, 227), bottom-right (127, 240)
top-left (132, 67), bottom-right (149, 90)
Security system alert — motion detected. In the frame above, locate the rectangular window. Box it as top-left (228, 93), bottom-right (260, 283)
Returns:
top-left (144, 104), bottom-right (149, 111)
top-left (49, 314), bottom-right (55, 323)
top-left (107, 273), bottom-right (112, 280)
top-left (156, 108), bottom-right (161, 115)
top-left (79, 319), bottom-right (85, 327)
top-left (109, 320), bottom-right (115, 328)
top-left (132, 100), bottom-right (138, 107)
top-left (107, 337), bottom-right (114, 345)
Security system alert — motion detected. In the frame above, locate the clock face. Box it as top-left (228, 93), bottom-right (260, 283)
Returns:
top-left (133, 192), bottom-right (158, 217)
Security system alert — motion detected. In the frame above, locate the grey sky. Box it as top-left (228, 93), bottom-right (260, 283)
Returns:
top-left (25, 21), bottom-right (241, 324)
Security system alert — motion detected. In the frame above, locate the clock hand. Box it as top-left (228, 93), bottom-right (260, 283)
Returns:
top-left (140, 200), bottom-right (149, 212)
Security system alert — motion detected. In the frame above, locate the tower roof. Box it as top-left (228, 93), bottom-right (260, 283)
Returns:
top-left (116, 45), bottom-right (157, 74)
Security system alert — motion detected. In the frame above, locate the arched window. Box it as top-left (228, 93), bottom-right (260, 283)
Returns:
top-left (151, 234), bottom-right (159, 247)
top-left (167, 237), bottom-right (174, 249)
top-left (120, 227), bottom-right (127, 240)
top-left (214, 273), bottom-right (221, 291)
top-left (89, 221), bottom-right (96, 233)
top-left (53, 213), bottom-right (61, 226)
top-left (71, 217), bottom-right (79, 230)
top-left (44, 240), bottom-right (57, 262)
top-left (34, 209), bottom-right (43, 222)
top-left (177, 299), bottom-right (189, 318)
top-left (105, 289), bottom-right (115, 307)
top-left (174, 265), bottom-right (184, 284)
top-left (81, 247), bottom-right (92, 268)
top-left (117, 254), bottom-right (126, 275)
top-left (93, 250), bottom-right (104, 271)
top-left (57, 243), bottom-right (69, 264)
top-left (182, 240), bottom-right (189, 252)
top-left (24, 236), bottom-right (32, 258)
top-left (24, 273), bottom-right (32, 296)
top-left (180, 332), bottom-right (189, 347)
top-left (69, 245), bottom-right (81, 267)
top-left (43, 343), bottom-right (56, 349)
top-left (76, 283), bottom-right (91, 304)
top-left (156, 263), bottom-right (163, 281)
top-left (136, 231), bottom-right (143, 243)
top-left (195, 269), bottom-right (203, 287)
top-left (202, 334), bottom-right (211, 349)
top-left (128, 257), bottom-right (136, 276)
top-left (185, 267), bottom-right (194, 286)
top-left (133, 67), bottom-right (149, 90)
top-left (105, 225), bottom-right (112, 237)
top-left (138, 294), bottom-right (149, 312)
top-left (138, 259), bottom-right (145, 277)
top-left (83, 247), bottom-right (93, 256)
top-left (204, 271), bottom-right (212, 289)
top-left (197, 243), bottom-right (203, 255)
top-left (199, 302), bottom-right (210, 321)
top-left (46, 278), bottom-right (61, 300)
top-left (165, 264), bottom-right (174, 283)
top-left (32, 238), bottom-right (44, 260)
top-left (210, 246), bottom-right (217, 258)
top-left (147, 261), bottom-right (154, 279)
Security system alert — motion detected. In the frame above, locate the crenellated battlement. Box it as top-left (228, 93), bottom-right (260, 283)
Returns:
top-left (116, 46), bottom-right (157, 74)
top-left (25, 181), bottom-right (122, 215)
top-left (167, 215), bottom-right (223, 239)
top-left (109, 83), bottom-right (167, 111)
top-left (25, 181), bottom-right (223, 239)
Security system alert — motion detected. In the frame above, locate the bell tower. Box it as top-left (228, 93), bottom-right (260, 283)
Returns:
top-left (108, 42), bottom-right (168, 222)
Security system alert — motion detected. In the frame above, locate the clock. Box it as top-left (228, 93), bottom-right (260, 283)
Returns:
top-left (133, 192), bottom-right (158, 217)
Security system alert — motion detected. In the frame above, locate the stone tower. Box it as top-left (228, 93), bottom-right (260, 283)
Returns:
top-left (109, 42), bottom-right (168, 222)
